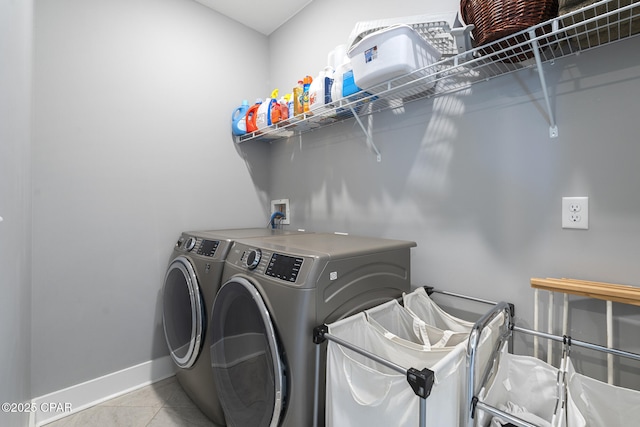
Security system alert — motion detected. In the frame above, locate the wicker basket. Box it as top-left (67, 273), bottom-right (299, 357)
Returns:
top-left (560, 0), bottom-right (640, 51)
top-left (461, 0), bottom-right (559, 47)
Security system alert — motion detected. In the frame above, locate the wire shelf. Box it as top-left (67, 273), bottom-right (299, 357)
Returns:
top-left (234, 0), bottom-right (640, 145)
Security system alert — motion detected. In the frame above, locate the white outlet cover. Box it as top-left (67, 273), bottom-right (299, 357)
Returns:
top-left (562, 197), bottom-right (589, 229)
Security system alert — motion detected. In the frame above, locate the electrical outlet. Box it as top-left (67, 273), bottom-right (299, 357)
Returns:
top-left (271, 199), bottom-right (290, 225)
top-left (562, 197), bottom-right (589, 230)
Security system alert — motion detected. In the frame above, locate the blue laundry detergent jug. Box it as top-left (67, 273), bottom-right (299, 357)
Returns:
top-left (231, 100), bottom-right (250, 136)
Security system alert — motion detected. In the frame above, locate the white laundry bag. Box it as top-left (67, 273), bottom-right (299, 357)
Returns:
top-left (402, 288), bottom-right (505, 388)
top-left (566, 362), bottom-right (640, 427)
top-left (403, 287), bottom-right (475, 333)
top-left (365, 299), bottom-right (469, 348)
top-left (326, 312), bottom-right (466, 427)
top-left (476, 345), bottom-right (566, 427)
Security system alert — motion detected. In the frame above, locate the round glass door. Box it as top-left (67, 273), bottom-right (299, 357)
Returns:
top-left (210, 277), bottom-right (286, 427)
top-left (162, 256), bottom-right (204, 368)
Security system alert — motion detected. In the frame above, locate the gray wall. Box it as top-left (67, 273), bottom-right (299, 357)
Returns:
top-left (31, 0), bottom-right (271, 397)
top-left (0, 0), bottom-right (33, 426)
top-left (19, 0), bottom-right (640, 405)
top-left (261, 0), bottom-right (640, 388)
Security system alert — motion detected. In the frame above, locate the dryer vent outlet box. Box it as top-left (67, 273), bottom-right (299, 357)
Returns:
top-left (271, 199), bottom-right (290, 225)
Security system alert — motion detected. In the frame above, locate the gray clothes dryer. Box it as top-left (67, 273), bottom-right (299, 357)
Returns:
top-left (209, 232), bottom-right (416, 427)
top-left (161, 228), bottom-right (307, 425)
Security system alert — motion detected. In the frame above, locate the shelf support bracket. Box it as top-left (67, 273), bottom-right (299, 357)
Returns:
top-left (528, 29), bottom-right (558, 138)
top-left (349, 105), bottom-right (381, 162)
top-left (450, 24), bottom-right (475, 65)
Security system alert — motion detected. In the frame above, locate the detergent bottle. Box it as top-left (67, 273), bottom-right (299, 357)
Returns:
top-left (278, 95), bottom-right (290, 121)
top-left (245, 98), bottom-right (262, 133)
top-left (332, 58), bottom-right (361, 101)
top-left (330, 44), bottom-right (350, 103)
top-left (269, 89), bottom-right (281, 125)
top-left (231, 100), bottom-right (250, 136)
top-left (328, 44), bottom-right (347, 70)
top-left (323, 66), bottom-right (335, 105)
top-left (309, 67), bottom-right (334, 110)
top-left (331, 64), bottom-right (344, 103)
top-left (302, 75), bottom-right (313, 113)
top-left (293, 80), bottom-right (304, 116)
top-left (308, 71), bottom-right (323, 110)
top-left (285, 93), bottom-right (294, 118)
top-left (256, 90), bottom-right (278, 131)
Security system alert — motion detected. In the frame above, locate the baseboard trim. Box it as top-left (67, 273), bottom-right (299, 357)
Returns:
top-left (29, 356), bottom-right (175, 427)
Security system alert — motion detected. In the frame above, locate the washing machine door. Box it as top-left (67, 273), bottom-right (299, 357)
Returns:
top-left (210, 277), bottom-right (286, 427)
top-left (162, 256), bottom-right (205, 369)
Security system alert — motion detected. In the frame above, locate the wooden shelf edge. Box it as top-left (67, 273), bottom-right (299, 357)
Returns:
top-left (531, 277), bottom-right (640, 307)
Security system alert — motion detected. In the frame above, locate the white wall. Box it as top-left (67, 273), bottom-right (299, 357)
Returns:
top-left (264, 0), bottom-right (640, 388)
top-left (32, 0), bottom-right (270, 396)
top-left (0, 0), bottom-right (33, 425)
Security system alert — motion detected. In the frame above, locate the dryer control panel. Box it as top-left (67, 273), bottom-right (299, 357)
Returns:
top-left (232, 245), bottom-right (310, 285)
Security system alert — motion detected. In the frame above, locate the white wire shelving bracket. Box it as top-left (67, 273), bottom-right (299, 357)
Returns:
top-left (234, 0), bottom-right (640, 156)
top-left (348, 104), bottom-right (381, 162)
top-left (530, 23), bottom-right (560, 138)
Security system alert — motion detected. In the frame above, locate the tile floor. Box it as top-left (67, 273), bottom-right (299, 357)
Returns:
top-left (44, 376), bottom-right (222, 427)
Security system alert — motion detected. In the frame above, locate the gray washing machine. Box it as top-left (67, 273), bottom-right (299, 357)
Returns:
top-left (161, 228), bottom-right (307, 425)
top-left (209, 232), bottom-right (416, 427)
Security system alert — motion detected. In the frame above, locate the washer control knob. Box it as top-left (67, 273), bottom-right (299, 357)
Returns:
top-left (246, 249), bottom-right (262, 270)
top-left (184, 237), bottom-right (196, 251)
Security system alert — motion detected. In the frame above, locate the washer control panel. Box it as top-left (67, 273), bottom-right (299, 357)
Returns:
top-left (175, 235), bottom-right (220, 258)
top-left (197, 239), bottom-right (220, 257)
top-left (265, 253), bottom-right (304, 282)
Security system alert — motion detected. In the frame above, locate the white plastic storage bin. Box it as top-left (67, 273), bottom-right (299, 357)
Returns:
top-left (348, 24), bottom-right (441, 95)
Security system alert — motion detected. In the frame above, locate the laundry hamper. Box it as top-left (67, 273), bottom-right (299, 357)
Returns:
top-left (475, 344), bottom-right (567, 427)
top-left (460, 0), bottom-right (559, 61)
top-left (325, 312), bottom-right (467, 427)
top-left (365, 299), bottom-right (469, 348)
top-left (566, 362), bottom-right (640, 427)
top-left (402, 287), bottom-right (504, 383)
top-left (403, 287), bottom-right (475, 333)
top-left (324, 292), bottom-right (507, 427)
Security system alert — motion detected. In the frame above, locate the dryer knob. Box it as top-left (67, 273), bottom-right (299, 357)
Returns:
top-left (185, 237), bottom-right (196, 251)
top-left (246, 249), bottom-right (262, 270)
